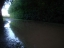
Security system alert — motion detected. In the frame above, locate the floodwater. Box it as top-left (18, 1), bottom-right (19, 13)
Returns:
top-left (1, 18), bottom-right (64, 48)
top-left (0, 18), bottom-right (24, 48)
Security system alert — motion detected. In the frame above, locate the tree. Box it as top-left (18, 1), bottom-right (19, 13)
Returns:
top-left (8, 0), bottom-right (23, 19)
top-left (8, 0), bottom-right (46, 19)
top-left (8, 0), bottom-right (64, 23)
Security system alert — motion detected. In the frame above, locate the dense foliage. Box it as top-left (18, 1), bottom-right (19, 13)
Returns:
top-left (8, 0), bottom-right (64, 23)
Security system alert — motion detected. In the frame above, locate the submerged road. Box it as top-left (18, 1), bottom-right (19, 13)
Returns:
top-left (1, 17), bottom-right (64, 48)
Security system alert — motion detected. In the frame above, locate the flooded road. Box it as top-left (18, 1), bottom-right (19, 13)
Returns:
top-left (1, 18), bottom-right (64, 48)
top-left (10, 19), bottom-right (64, 48)
top-left (0, 18), bottom-right (24, 48)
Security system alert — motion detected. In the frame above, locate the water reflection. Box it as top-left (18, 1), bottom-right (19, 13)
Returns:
top-left (4, 19), bottom-right (24, 48)
top-left (4, 19), bottom-right (11, 28)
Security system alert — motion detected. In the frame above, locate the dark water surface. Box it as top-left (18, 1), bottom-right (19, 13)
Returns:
top-left (0, 18), bottom-right (24, 48)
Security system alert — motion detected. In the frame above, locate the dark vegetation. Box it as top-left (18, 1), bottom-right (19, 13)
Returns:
top-left (8, 0), bottom-right (64, 23)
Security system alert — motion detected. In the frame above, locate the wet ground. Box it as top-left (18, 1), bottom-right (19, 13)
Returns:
top-left (0, 18), bottom-right (24, 48)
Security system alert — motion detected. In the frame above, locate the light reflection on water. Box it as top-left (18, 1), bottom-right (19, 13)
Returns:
top-left (4, 20), bottom-right (24, 48)
top-left (4, 20), bottom-right (11, 28)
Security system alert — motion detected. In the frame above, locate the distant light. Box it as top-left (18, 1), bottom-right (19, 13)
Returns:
top-left (5, 4), bottom-right (10, 9)
top-left (2, 2), bottom-right (11, 17)
top-left (2, 9), bottom-right (10, 17)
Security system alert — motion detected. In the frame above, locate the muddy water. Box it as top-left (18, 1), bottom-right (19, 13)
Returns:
top-left (10, 20), bottom-right (64, 48)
